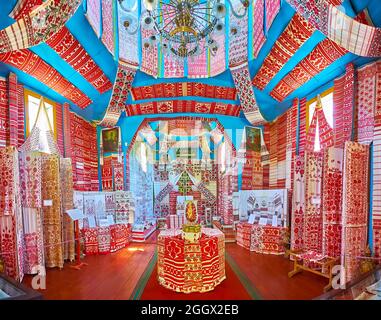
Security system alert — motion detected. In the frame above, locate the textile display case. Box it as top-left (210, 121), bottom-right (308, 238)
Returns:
top-left (0, 273), bottom-right (42, 300)
top-left (316, 266), bottom-right (381, 300)
top-left (157, 228), bottom-right (225, 293)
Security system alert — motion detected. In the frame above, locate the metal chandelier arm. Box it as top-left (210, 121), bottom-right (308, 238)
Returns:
top-left (226, 0), bottom-right (250, 19)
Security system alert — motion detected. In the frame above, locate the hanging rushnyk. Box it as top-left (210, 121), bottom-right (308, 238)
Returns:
top-left (230, 63), bottom-right (267, 125)
top-left (285, 0), bottom-right (381, 57)
top-left (99, 62), bottom-right (138, 127)
top-left (0, 0), bottom-right (81, 53)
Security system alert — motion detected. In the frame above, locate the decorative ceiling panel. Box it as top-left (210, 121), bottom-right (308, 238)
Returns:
top-left (252, 13), bottom-right (315, 90)
top-left (126, 100), bottom-right (240, 116)
top-left (270, 38), bottom-right (347, 101)
top-left (131, 82), bottom-right (236, 101)
top-left (0, 49), bottom-right (92, 108)
top-left (46, 26), bottom-right (112, 94)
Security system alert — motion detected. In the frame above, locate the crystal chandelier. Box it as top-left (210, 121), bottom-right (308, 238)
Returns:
top-left (119, 0), bottom-right (252, 60)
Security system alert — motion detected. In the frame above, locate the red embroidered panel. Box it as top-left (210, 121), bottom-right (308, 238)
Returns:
top-left (46, 27), bottom-right (112, 94)
top-left (0, 49), bottom-right (92, 108)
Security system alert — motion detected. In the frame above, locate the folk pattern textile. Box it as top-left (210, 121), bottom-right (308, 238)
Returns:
top-left (270, 39), bottom-right (347, 102)
top-left (86, 0), bottom-right (101, 37)
top-left (333, 75), bottom-right (345, 148)
top-left (101, 157), bottom-right (113, 191)
top-left (164, 55), bottom-right (185, 78)
top-left (341, 142), bottom-right (369, 284)
top-left (46, 27), bottom-right (112, 94)
top-left (60, 158), bottom-right (75, 261)
top-left (253, 0), bottom-right (266, 58)
top-left (127, 100), bottom-right (240, 117)
top-left (0, 147), bottom-right (24, 281)
top-left (231, 64), bottom-right (266, 125)
top-left (291, 155), bottom-right (305, 251)
top-left (117, 2), bottom-right (139, 65)
top-left (253, 13), bottom-right (314, 90)
top-left (10, 0), bottom-right (44, 20)
top-left (342, 63), bottom-right (355, 143)
top-left (0, 49), bottom-right (91, 108)
top-left (22, 208), bottom-right (45, 275)
top-left (99, 64), bottom-right (136, 127)
top-left (303, 152), bottom-right (323, 254)
top-left (0, 0), bottom-right (81, 53)
top-left (19, 151), bottom-right (42, 208)
top-left (210, 34), bottom-right (226, 77)
top-left (250, 225), bottom-right (287, 255)
top-left (265, 0), bottom-right (280, 32)
top-left (322, 147), bottom-right (343, 258)
top-left (131, 82), bottom-right (236, 101)
top-left (157, 229), bottom-right (225, 293)
top-left (236, 223), bottom-right (252, 250)
top-left (70, 112), bottom-right (98, 191)
top-left (113, 162), bottom-right (124, 191)
top-left (355, 62), bottom-right (377, 144)
top-left (285, 0), bottom-right (381, 57)
top-left (82, 227), bottom-right (99, 255)
top-left (115, 191), bottom-right (133, 224)
top-left (0, 78), bottom-right (9, 147)
top-left (41, 154), bottom-right (63, 268)
top-left (101, 0), bottom-right (114, 55)
top-left (228, 0), bottom-right (248, 66)
top-left (373, 61), bottom-right (381, 258)
top-left (141, 25), bottom-right (158, 77)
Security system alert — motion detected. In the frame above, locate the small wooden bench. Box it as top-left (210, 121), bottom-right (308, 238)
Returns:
top-left (288, 250), bottom-right (339, 292)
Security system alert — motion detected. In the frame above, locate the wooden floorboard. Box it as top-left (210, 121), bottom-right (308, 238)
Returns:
top-left (226, 244), bottom-right (327, 300)
top-left (22, 233), bottom-right (328, 300)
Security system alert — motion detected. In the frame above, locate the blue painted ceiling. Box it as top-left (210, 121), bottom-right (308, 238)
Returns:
top-left (0, 0), bottom-right (380, 123)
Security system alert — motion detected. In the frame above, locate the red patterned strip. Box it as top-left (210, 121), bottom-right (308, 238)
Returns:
top-left (355, 62), bottom-right (377, 144)
top-left (341, 142), bottom-right (369, 284)
top-left (0, 49), bottom-right (92, 108)
top-left (342, 63), bottom-right (355, 143)
top-left (46, 27), bottom-right (112, 94)
top-left (0, 0), bottom-right (81, 53)
top-left (231, 63), bottom-right (266, 125)
top-left (131, 82), bottom-right (237, 101)
top-left (270, 39), bottom-right (347, 102)
top-left (99, 63), bottom-right (136, 127)
top-left (55, 103), bottom-right (64, 156)
top-left (304, 152), bottom-right (324, 254)
top-left (101, 0), bottom-right (114, 55)
top-left (298, 98), bottom-right (307, 155)
top-left (286, 0), bottom-right (381, 57)
top-left (9, 0), bottom-right (43, 19)
top-left (8, 73), bottom-right (18, 147)
top-left (70, 112), bottom-right (98, 191)
top-left (0, 78), bottom-right (9, 147)
top-left (253, 0), bottom-right (266, 58)
top-left (333, 75), bottom-right (345, 148)
top-left (322, 147), bottom-right (343, 258)
top-left (253, 13), bottom-right (314, 90)
top-left (265, 0), bottom-right (280, 32)
top-left (373, 61), bottom-right (381, 258)
top-left (126, 100), bottom-right (240, 117)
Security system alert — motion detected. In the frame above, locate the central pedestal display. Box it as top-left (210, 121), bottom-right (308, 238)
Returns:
top-left (157, 201), bottom-right (226, 293)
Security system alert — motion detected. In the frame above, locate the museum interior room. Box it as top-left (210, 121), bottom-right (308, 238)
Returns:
top-left (0, 0), bottom-right (381, 301)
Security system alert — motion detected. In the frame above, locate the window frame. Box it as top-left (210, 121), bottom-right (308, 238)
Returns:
top-left (24, 89), bottom-right (57, 139)
top-left (305, 87), bottom-right (334, 132)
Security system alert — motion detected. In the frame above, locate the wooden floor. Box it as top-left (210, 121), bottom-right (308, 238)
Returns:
top-left (22, 232), bottom-right (327, 300)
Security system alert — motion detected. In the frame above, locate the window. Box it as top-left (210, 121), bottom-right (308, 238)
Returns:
top-left (306, 88), bottom-right (334, 152)
top-left (140, 142), bottom-right (147, 172)
top-left (25, 89), bottom-right (56, 137)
